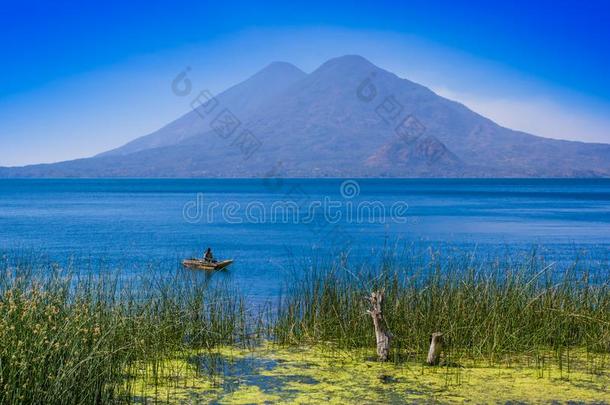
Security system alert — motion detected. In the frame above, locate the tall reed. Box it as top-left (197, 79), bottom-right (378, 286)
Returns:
top-left (274, 250), bottom-right (610, 363)
top-left (0, 257), bottom-right (248, 404)
top-left (1, 249), bottom-right (608, 403)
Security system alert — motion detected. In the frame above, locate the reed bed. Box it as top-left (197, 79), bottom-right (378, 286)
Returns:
top-left (274, 250), bottom-right (610, 364)
top-left (0, 249), bottom-right (608, 403)
top-left (0, 256), bottom-right (248, 404)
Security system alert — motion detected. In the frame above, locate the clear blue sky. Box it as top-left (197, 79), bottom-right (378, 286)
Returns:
top-left (1, 0), bottom-right (609, 165)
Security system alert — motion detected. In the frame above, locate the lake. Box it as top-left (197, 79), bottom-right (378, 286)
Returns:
top-left (0, 178), bottom-right (608, 298)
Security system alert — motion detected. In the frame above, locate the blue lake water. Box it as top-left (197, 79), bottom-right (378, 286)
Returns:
top-left (0, 179), bottom-right (608, 298)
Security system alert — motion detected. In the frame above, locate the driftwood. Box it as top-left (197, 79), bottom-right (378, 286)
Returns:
top-left (366, 290), bottom-right (391, 361)
top-left (427, 332), bottom-right (444, 365)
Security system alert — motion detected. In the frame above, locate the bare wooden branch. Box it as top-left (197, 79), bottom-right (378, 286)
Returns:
top-left (427, 332), bottom-right (444, 365)
top-left (366, 290), bottom-right (391, 361)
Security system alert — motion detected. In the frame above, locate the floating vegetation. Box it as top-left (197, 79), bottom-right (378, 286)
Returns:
top-left (129, 344), bottom-right (610, 403)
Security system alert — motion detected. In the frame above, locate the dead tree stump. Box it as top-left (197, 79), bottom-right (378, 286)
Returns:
top-left (427, 332), bottom-right (444, 365)
top-left (366, 290), bottom-right (391, 361)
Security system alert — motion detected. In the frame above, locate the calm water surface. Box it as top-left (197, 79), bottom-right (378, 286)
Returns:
top-left (0, 179), bottom-right (608, 298)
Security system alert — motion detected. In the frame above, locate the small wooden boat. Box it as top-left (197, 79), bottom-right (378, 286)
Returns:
top-left (182, 258), bottom-right (233, 271)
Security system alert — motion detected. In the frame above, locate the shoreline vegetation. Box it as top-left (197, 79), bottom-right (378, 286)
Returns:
top-left (0, 250), bottom-right (608, 403)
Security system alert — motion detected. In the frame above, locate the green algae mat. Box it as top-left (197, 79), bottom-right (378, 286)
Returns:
top-left (126, 345), bottom-right (609, 404)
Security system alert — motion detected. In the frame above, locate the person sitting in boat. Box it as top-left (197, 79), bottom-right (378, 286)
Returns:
top-left (203, 247), bottom-right (214, 262)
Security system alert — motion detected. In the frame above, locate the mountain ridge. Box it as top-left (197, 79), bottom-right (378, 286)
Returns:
top-left (2, 55), bottom-right (609, 178)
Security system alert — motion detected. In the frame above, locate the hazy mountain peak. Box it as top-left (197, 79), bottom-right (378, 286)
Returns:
top-left (324, 54), bottom-right (375, 67)
top-left (265, 60), bottom-right (304, 72)
top-left (312, 54), bottom-right (378, 76)
top-left (97, 60), bottom-right (306, 158)
top-left (3, 55), bottom-right (609, 178)
top-left (251, 61), bottom-right (305, 80)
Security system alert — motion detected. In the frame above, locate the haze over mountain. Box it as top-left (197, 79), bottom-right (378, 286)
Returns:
top-left (2, 55), bottom-right (609, 178)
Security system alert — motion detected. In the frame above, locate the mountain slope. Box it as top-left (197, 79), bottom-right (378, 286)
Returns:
top-left (98, 61), bottom-right (306, 157)
top-left (365, 133), bottom-right (464, 177)
top-left (1, 55), bottom-right (609, 178)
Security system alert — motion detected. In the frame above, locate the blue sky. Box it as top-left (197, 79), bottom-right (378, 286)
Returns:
top-left (1, 0), bottom-right (609, 166)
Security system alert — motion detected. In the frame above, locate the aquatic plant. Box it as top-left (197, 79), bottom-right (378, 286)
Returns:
top-left (275, 249), bottom-right (610, 365)
top-left (129, 344), bottom-right (610, 403)
top-left (0, 248), bottom-right (608, 403)
top-left (0, 256), bottom-right (248, 404)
